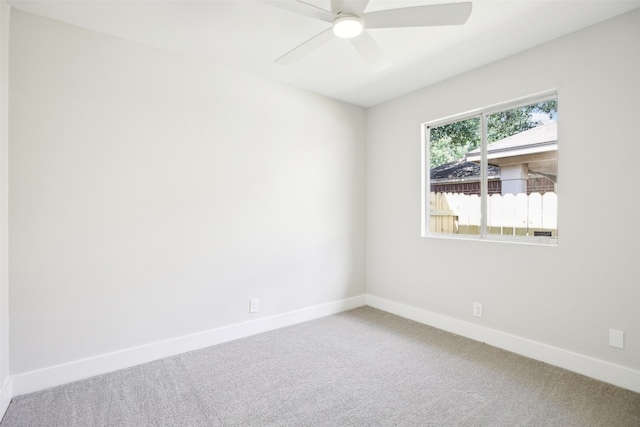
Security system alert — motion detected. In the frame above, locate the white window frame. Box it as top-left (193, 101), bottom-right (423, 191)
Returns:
top-left (421, 90), bottom-right (558, 246)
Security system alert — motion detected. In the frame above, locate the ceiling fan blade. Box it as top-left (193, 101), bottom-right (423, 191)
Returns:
top-left (275, 28), bottom-right (335, 65)
top-left (341, 0), bottom-right (370, 16)
top-left (364, 2), bottom-right (472, 29)
top-left (349, 31), bottom-right (392, 72)
top-left (259, 0), bottom-right (334, 23)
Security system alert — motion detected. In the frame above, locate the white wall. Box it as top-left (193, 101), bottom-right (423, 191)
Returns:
top-left (9, 9), bottom-right (366, 374)
top-left (0, 0), bottom-right (10, 400)
top-left (367, 9), bottom-right (640, 373)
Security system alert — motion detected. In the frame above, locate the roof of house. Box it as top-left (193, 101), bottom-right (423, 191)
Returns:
top-left (466, 121), bottom-right (557, 162)
top-left (431, 121), bottom-right (557, 181)
top-left (430, 160), bottom-right (499, 181)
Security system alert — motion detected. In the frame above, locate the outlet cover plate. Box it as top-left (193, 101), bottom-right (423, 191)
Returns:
top-left (473, 302), bottom-right (482, 318)
top-left (250, 298), bottom-right (259, 313)
top-left (609, 329), bottom-right (624, 349)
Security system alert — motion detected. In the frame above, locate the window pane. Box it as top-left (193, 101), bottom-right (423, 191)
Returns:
top-left (428, 116), bottom-right (481, 235)
top-left (484, 100), bottom-right (557, 237)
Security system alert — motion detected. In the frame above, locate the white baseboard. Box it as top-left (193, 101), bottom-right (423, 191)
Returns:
top-left (0, 376), bottom-right (12, 421)
top-left (12, 295), bottom-right (367, 396)
top-left (10, 293), bottom-right (638, 400)
top-left (366, 294), bottom-right (640, 393)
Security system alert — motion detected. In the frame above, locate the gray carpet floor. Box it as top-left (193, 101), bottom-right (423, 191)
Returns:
top-left (1, 306), bottom-right (639, 426)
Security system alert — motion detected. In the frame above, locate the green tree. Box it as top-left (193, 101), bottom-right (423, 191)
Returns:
top-left (430, 117), bottom-right (480, 155)
top-left (429, 135), bottom-right (470, 168)
top-left (487, 100), bottom-right (557, 143)
top-left (429, 100), bottom-right (557, 168)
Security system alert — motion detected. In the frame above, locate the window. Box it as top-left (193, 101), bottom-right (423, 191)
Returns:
top-left (422, 93), bottom-right (558, 244)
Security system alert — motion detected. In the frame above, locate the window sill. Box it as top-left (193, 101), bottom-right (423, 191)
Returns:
top-left (423, 233), bottom-right (558, 246)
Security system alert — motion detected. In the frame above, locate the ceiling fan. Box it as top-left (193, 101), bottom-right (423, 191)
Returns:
top-left (261, 0), bottom-right (472, 72)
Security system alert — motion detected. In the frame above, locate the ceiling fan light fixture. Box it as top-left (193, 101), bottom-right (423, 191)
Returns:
top-left (332, 15), bottom-right (364, 39)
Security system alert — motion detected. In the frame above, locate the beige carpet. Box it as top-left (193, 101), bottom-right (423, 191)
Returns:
top-left (2, 307), bottom-right (639, 426)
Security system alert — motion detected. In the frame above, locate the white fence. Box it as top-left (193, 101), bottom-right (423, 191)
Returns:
top-left (430, 192), bottom-right (557, 236)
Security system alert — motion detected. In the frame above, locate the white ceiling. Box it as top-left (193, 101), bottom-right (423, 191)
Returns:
top-left (8, 0), bottom-right (640, 107)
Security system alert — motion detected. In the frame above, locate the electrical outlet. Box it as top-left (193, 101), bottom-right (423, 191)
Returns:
top-left (250, 298), bottom-right (259, 313)
top-left (473, 302), bottom-right (482, 318)
top-left (609, 329), bottom-right (624, 349)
